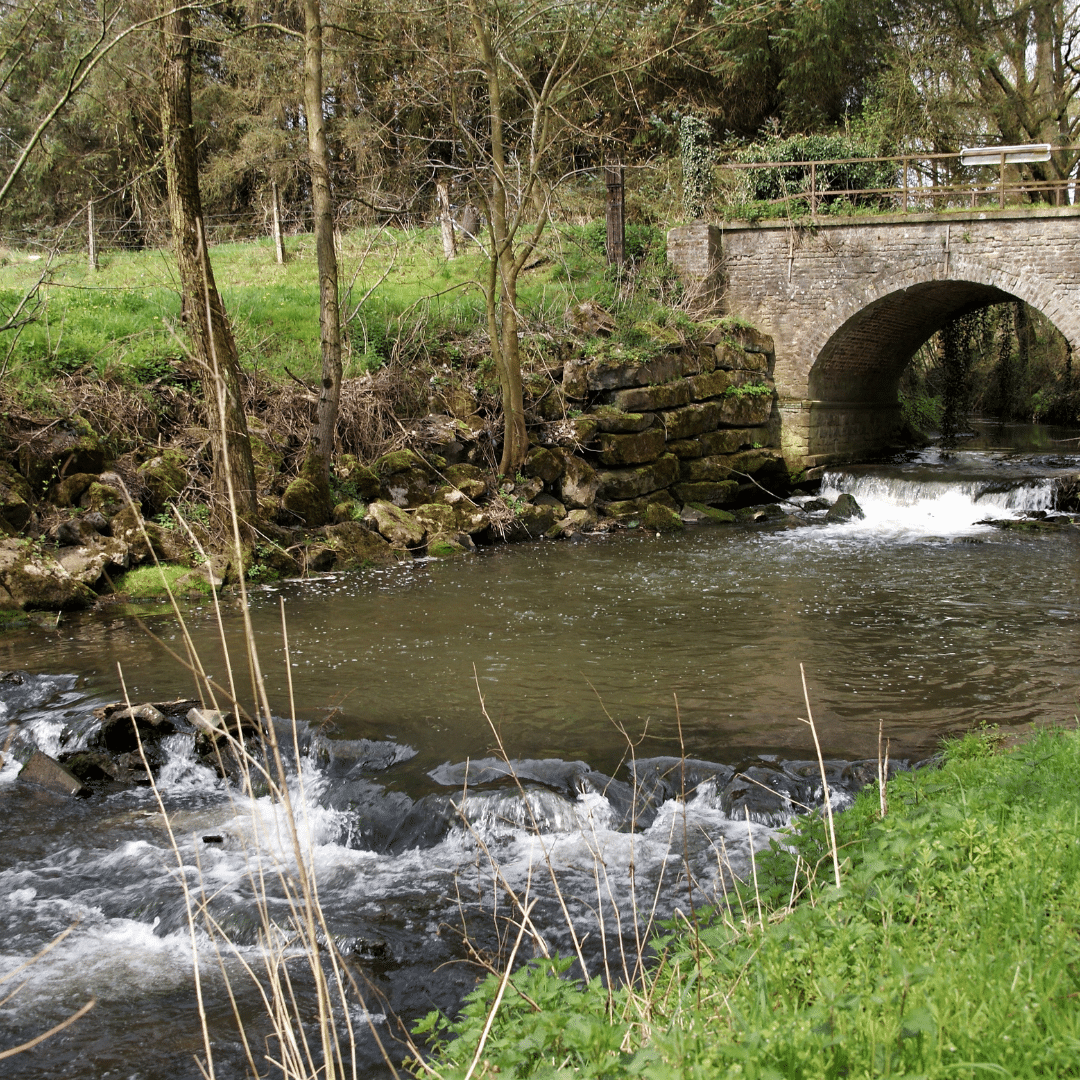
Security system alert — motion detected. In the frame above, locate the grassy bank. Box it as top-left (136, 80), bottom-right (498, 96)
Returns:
top-left (415, 724), bottom-right (1080, 1078)
top-left (0, 221), bottom-right (674, 413)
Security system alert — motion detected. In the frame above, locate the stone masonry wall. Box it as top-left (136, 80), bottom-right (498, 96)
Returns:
top-left (671, 208), bottom-right (1080, 465)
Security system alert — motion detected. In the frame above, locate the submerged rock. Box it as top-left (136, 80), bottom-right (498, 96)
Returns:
top-left (825, 492), bottom-right (866, 523)
top-left (18, 750), bottom-right (89, 797)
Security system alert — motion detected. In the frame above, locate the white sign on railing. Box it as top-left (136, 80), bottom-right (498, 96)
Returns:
top-left (960, 144), bottom-right (1052, 166)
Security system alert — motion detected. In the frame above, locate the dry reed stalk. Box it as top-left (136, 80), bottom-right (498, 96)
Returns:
top-left (798, 663), bottom-right (842, 889)
top-left (878, 719), bottom-right (890, 819)
top-left (744, 807), bottom-right (764, 930)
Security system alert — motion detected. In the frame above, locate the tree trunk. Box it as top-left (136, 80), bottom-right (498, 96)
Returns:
top-left (302, 0), bottom-right (341, 521)
top-left (469, 0), bottom-right (529, 476)
top-left (160, 5), bottom-right (257, 521)
top-left (436, 175), bottom-right (457, 260)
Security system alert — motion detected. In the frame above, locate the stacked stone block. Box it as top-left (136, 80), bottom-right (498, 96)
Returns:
top-left (530, 324), bottom-right (788, 518)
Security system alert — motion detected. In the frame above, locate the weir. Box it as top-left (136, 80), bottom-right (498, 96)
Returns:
top-left (668, 208), bottom-right (1080, 468)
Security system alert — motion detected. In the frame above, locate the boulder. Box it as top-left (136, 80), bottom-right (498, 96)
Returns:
top-left (324, 521), bottom-right (410, 568)
top-left (57, 535), bottom-right (131, 585)
top-left (735, 503), bottom-right (789, 523)
top-left (363, 500), bottom-right (425, 547)
top-left (595, 454), bottom-right (680, 502)
top-left (48, 471), bottom-right (95, 509)
top-left (18, 750), bottom-right (88, 796)
top-left (17, 418), bottom-right (104, 488)
top-left (92, 702), bottom-right (176, 754)
top-left (174, 556), bottom-right (228, 594)
top-left (596, 428), bottom-right (666, 467)
top-left (0, 480), bottom-right (31, 533)
top-left (138, 450), bottom-right (190, 513)
top-left (825, 493), bottom-right (866, 523)
top-left (642, 503), bottom-right (684, 532)
top-left (523, 446), bottom-right (565, 485)
top-left (586, 348), bottom-right (689, 392)
top-left (666, 439), bottom-right (705, 459)
top-left (48, 516), bottom-right (100, 547)
top-left (552, 455), bottom-right (597, 510)
top-left (373, 449), bottom-right (431, 477)
top-left (281, 476), bottom-right (331, 527)
top-left (570, 300), bottom-right (616, 336)
top-left (304, 544), bottom-right (338, 572)
top-left (382, 468), bottom-right (434, 508)
top-left (110, 506), bottom-right (192, 564)
top-left (435, 479), bottom-right (486, 503)
top-left (79, 481), bottom-right (126, 518)
top-left (506, 502), bottom-right (564, 540)
top-left (0, 539), bottom-right (95, 611)
top-left (547, 506), bottom-right (598, 538)
top-left (688, 368), bottom-right (770, 401)
top-left (561, 359), bottom-right (588, 400)
top-left (413, 503), bottom-right (458, 536)
top-left (426, 532), bottom-right (476, 557)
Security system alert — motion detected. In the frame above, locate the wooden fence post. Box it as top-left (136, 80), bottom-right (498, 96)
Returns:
top-left (604, 162), bottom-right (625, 267)
top-left (87, 201), bottom-right (98, 271)
top-left (271, 180), bottom-right (285, 264)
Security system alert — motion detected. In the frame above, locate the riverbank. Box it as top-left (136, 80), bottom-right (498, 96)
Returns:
top-left (416, 723), bottom-right (1080, 1078)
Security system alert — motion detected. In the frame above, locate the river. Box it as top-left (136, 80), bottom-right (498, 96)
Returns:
top-left (1, 422), bottom-right (1078, 1078)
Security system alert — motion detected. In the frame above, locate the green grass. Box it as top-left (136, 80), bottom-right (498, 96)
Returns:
top-left (415, 724), bottom-right (1080, 1078)
top-left (0, 221), bottom-right (669, 402)
top-left (115, 562), bottom-right (209, 599)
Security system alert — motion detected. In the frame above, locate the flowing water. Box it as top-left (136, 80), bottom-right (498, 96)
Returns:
top-left (2, 422), bottom-right (1079, 1078)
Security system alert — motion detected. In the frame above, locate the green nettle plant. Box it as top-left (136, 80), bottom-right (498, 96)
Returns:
top-left (679, 115), bottom-right (713, 220)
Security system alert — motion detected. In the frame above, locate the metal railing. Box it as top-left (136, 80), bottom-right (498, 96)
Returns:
top-left (717, 146), bottom-right (1080, 219)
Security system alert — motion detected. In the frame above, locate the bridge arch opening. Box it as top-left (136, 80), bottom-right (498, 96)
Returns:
top-left (802, 278), bottom-right (1074, 463)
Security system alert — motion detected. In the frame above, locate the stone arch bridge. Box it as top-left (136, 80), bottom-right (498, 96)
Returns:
top-left (668, 208), bottom-right (1080, 468)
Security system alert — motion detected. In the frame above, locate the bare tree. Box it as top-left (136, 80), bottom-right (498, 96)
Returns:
top-left (161, 2), bottom-right (258, 521)
top-left (298, 0), bottom-right (342, 523)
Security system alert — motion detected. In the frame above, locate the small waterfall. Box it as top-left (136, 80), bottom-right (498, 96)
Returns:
top-left (818, 457), bottom-right (1074, 537)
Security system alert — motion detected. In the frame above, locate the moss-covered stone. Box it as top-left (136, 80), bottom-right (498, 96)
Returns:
top-left (373, 449), bottom-right (429, 477)
top-left (682, 502), bottom-right (736, 524)
top-left (364, 500), bottom-right (425, 547)
top-left (607, 380), bottom-right (691, 413)
top-left (523, 446), bottom-right (565, 485)
top-left (672, 481), bottom-right (739, 505)
top-left (49, 471), bottom-right (94, 509)
top-left (666, 439), bottom-right (705, 459)
top-left (324, 521), bottom-right (410, 568)
top-left (17, 417), bottom-right (104, 488)
top-left (715, 394), bottom-right (775, 428)
top-left (641, 502), bottom-right (685, 532)
top-left (426, 532), bottom-right (475, 557)
top-left (602, 490), bottom-right (679, 518)
top-left (556, 454), bottom-right (599, 509)
top-left (57, 536), bottom-right (131, 585)
top-left (110, 506), bottom-right (193, 564)
top-left (281, 477), bottom-right (332, 527)
top-left (590, 406), bottom-right (656, 434)
top-left (434, 479), bottom-right (486, 503)
top-left (80, 481), bottom-right (125, 518)
top-left (505, 502), bottom-right (563, 541)
top-left (697, 428), bottom-right (764, 456)
top-left (659, 402), bottom-right (721, 441)
top-left (596, 428), bottom-right (666, 467)
top-left (546, 506), bottom-right (598, 538)
top-left (382, 467), bottom-right (433, 508)
top-left (0, 461), bottom-right (34, 530)
top-left (595, 454), bottom-right (680, 502)
top-left (0, 539), bottom-right (95, 611)
top-left (138, 450), bottom-right (189, 513)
